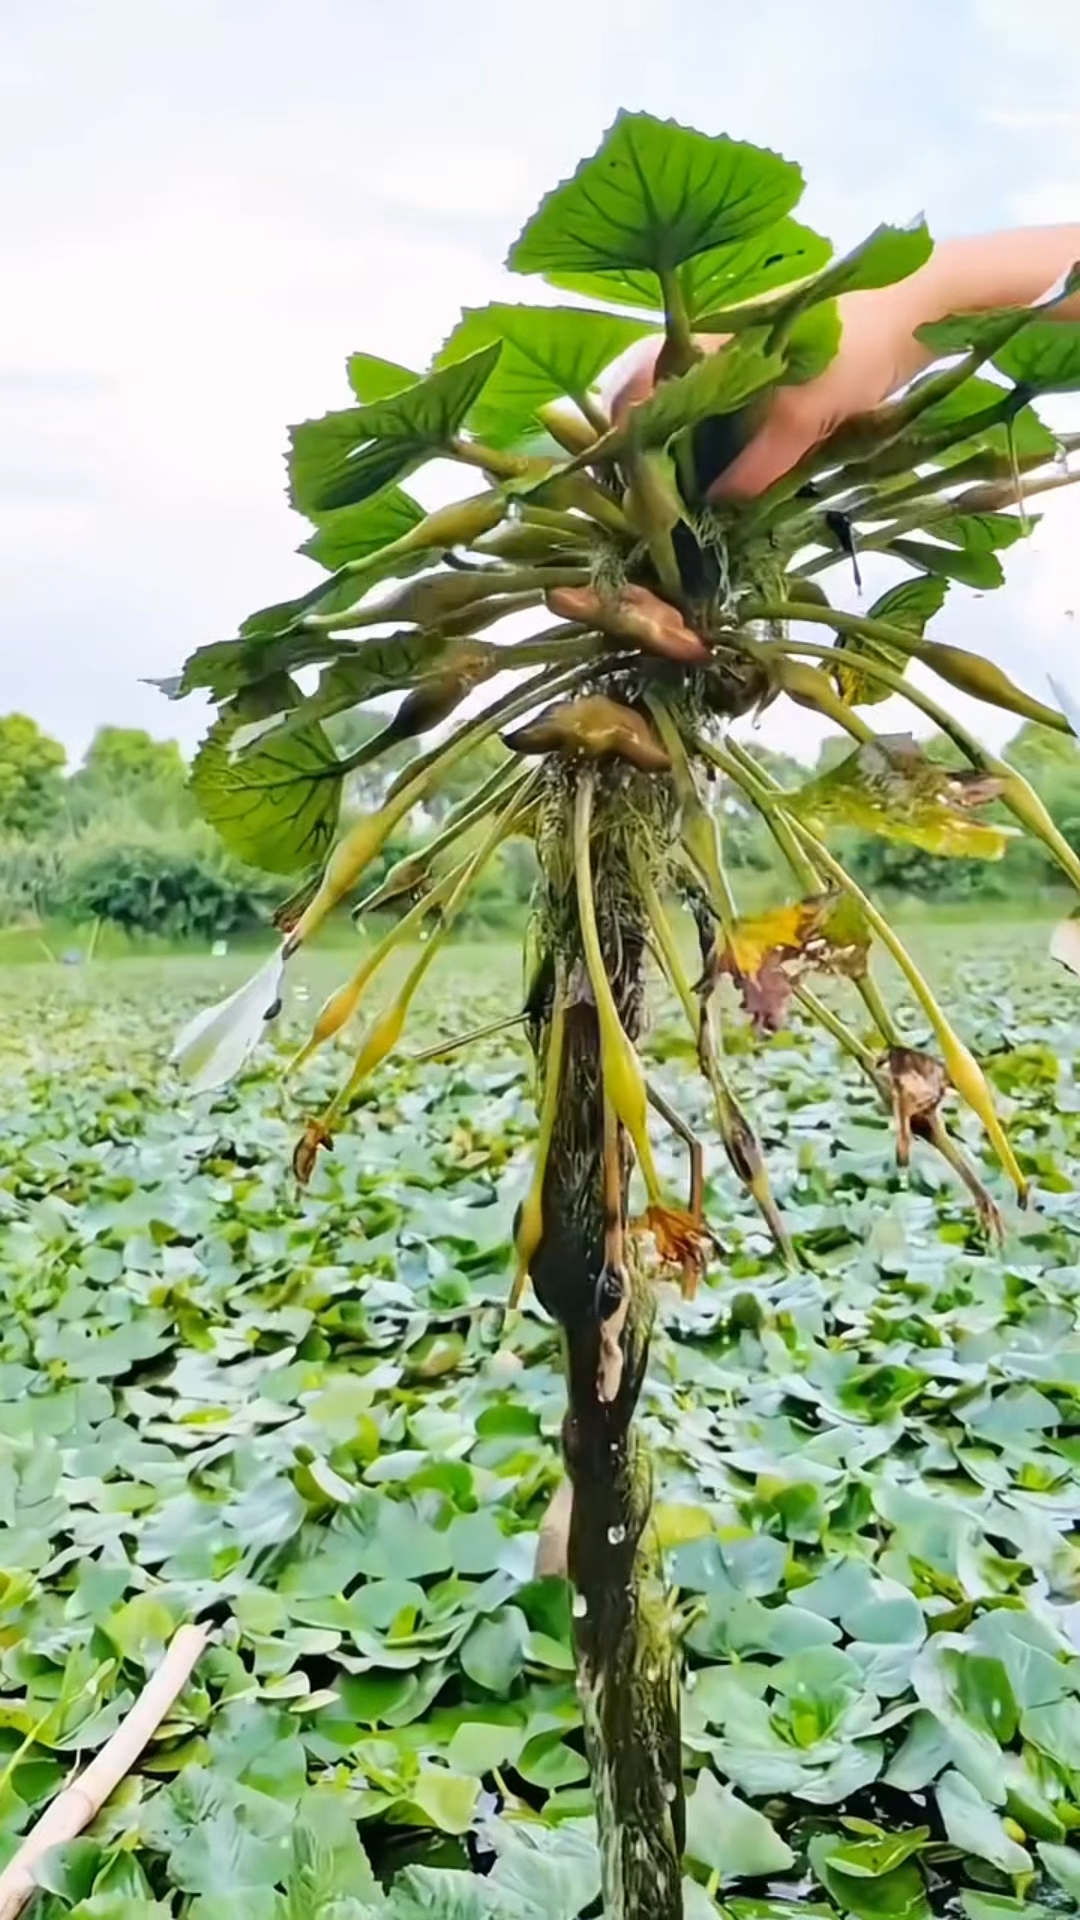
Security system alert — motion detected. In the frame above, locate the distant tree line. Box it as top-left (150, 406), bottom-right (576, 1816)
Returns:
top-left (0, 712), bottom-right (534, 940)
top-left (2, 707), bottom-right (1078, 942)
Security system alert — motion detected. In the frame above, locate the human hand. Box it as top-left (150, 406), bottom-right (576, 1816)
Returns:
top-left (605, 224), bottom-right (1080, 502)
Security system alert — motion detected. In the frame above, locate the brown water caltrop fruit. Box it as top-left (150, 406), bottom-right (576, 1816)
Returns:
top-left (504, 694), bottom-right (672, 773)
top-left (546, 584), bottom-right (710, 664)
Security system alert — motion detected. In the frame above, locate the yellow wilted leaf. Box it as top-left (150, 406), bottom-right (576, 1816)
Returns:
top-left (707, 891), bottom-right (870, 1033)
top-left (652, 1504), bottom-right (715, 1550)
top-left (727, 900), bottom-right (819, 977)
top-left (788, 734), bottom-right (1015, 860)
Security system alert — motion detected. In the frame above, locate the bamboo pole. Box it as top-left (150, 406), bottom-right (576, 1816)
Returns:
top-left (0, 1625), bottom-right (207, 1920)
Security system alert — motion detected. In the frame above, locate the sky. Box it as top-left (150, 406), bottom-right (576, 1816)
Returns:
top-left (2, 0), bottom-right (1080, 768)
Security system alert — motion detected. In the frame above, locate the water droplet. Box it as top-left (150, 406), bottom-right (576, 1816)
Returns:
top-left (685, 1669), bottom-right (698, 1692)
top-left (572, 1593), bottom-right (587, 1618)
top-left (607, 1524), bottom-right (626, 1545)
top-left (663, 1782), bottom-right (677, 1804)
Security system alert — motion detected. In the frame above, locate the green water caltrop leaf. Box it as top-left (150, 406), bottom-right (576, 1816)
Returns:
top-left (886, 535), bottom-right (1005, 590)
top-left (509, 112), bottom-right (803, 279)
top-left (995, 322), bottom-right (1080, 395)
top-left (300, 488), bottom-right (427, 570)
top-left (289, 344), bottom-right (502, 516)
top-left (346, 353), bottom-right (419, 403)
top-left (808, 1832), bottom-right (932, 1918)
top-left (191, 685), bottom-right (342, 873)
top-left (685, 1769), bottom-right (795, 1880)
top-left (824, 1828), bottom-right (932, 1879)
top-left (435, 304), bottom-right (654, 446)
top-left (1036, 1842), bottom-right (1080, 1898)
top-left (916, 374), bottom-right (1058, 465)
top-left (915, 265), bottom-right (1080, 358)
top-left (799, 217), bottom-right (933, 301)
top-left (753, 218), bottom-right (933, 345)
top-left (788, 734), bottom-right (1014, 859)
top-left (627, 332), bottom-right (786, 446)
top-left (460, 1606), bottom-right (530, 1692)
top-left (237, 635), bottom-right (471, 751)
top-left (783, 301), bottom-right (842, 383)
top-left (936, 1771), bottom-right (1033, 1875)
top-left (930, 510), bottom-right (1031, 553)
top-left (548, 216), bottom-right (831, 321)
top-left (832, 575), bottom-right (949, 706)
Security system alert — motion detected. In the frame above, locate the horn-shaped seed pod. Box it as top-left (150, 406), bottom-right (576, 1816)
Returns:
top-left (769, 655), bottom-right (874, 740)
top-left (573, 778), bottom-right (665, 1204)
top-left (332, 559), bottom-right (588, 633)
top-left (914, 638), bottom-right (1068, 731)
top-left (385, 643), bottom-right (497, 741)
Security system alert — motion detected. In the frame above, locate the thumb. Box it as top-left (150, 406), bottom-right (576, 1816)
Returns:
top-left (707, 391), bottom-right (821, 501)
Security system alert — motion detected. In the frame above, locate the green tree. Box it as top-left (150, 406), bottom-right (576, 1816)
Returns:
top-left (0, 714), bottom-right (66, 835)
top-left (82, 726), bottom-right (186, 791)
top-left (1002, 720), bottom-right (1080, 869)
top-left (69, 726), bottom-right (190, 828)
top-left (169, 114), bottom-right (1080, 1919)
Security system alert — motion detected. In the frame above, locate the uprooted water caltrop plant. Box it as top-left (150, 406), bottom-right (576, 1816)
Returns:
top-left (158, 112), bottom-right (1080, 1918)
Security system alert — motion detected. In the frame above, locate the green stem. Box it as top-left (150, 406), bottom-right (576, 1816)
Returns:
top-left (786, 818), bottom-right (1027, 1199)
top-left (797, 468), bottom-right (1080, 571)
top-left (529, 766), bottom-right (684, 1920)
top-left (519, 503), bottom-right (599, 536)
top-left (646, 698), bottom-right (740, 935)
top-left (309, 566), bottom-right (592, 633)
top-left (793, 981), bottom-right (887, 1088)
top-left (659, 268), bottom-right (697, 377)
top-left (854, 971), bottom-right (896, 1046)
top-left (649, 527), bottom-right (685, 599)
top-left (449, 438), bottom-right (535, 478)
top-left (410, 1011), bottom-right (527, 1063)
top-left (636, 856), bottom-right (794, 1264)
top-left (705, 738), bottom-right (821, 892)
top-left (574, 389), bottom-right (610, 435)
top-left (752, 632), bottom-right (1080, 897)
top-left (751, 388), bottom-right (1021, 530)
top-left (324, 777), bottom-right (537, 1122)
top-left (709, 747), bottom-right (918, 1098)
top-left (375, 658), bottom-right (594, 794)
top-left (355, 760), bottom-right (531, 916)
top-left (747, 601), bottom-right (1069, 735)
top-left (501, 631), bottom-right (600, 671)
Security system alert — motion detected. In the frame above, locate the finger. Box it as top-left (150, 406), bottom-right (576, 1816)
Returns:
top-left (604, 337), bottom-right (662, 424)
top-left (713, 225), bottom-right (1080, 498)
top-left (928, 225), bottom-right (1080, 325)
top-left (707, 396), bottom-right (821, 500)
